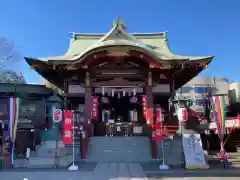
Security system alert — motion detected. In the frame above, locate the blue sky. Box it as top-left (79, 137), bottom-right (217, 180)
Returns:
top-left (0, 0), bottom-right (240, 84)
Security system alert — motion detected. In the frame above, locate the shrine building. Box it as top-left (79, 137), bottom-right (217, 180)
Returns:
top-left (24, 18), bottom-right (213, 137)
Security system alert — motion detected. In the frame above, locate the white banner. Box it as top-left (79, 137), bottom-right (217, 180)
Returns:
top-left (130, 110), bottom-right (138, 122)
top-left (182, 133), bottom-right (209, 169)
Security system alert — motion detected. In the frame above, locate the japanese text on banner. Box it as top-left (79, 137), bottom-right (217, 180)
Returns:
top-left (63, 110), bottom-right (73, 144)
top-left (142, 96), bottom-right (147, 119)
top-left (92, 96), bottom-right (99, 120)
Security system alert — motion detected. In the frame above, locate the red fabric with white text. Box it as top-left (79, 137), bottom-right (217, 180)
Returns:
top-left (63, 110), bottom-right (73, 144)
top-left (91, 96), bottom-right (99, 120)
top-left (155, 122), bottom-right (163, 142)
top-left (142, 96), bottom-right (147, 119)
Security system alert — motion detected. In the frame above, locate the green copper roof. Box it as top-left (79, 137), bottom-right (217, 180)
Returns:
top-left (25, 17), bottom-right (213, 66)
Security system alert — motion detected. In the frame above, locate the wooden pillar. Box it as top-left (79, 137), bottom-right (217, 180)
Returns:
top-left (169, 77), bottom-right (174, 122)
top-left (63, 80), bottom-right (68, 109)
top-left (84, 72), bottom-right (92, 136)
top-left (146, 71), bottom-right (157, 159)
top-left (170, 77), bottom-right (175, 98)
top-left (146, 72), bottom-right (154, 126)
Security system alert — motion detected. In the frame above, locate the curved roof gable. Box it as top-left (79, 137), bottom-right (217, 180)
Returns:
top-left (27, 17), bottom-right (213, 65)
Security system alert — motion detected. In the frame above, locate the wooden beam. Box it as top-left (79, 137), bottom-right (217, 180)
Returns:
top-left (79, 51), bottom-right (108, 66)
top-left (153, 78), bottom-right (171, 84)
top-left (92, 77), bottom-right (144, 87)
top-left (173, 65), bottom-right (203, 90)
top-left (129, 50), bottom-right (162, 68)
top-left (91, 68), bottom-right (144, 74)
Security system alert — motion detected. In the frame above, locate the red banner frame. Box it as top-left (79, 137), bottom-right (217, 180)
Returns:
top-left (62, 110), bottom-right (73, 144)
top-left (91, 96), bottom-right (99, 120)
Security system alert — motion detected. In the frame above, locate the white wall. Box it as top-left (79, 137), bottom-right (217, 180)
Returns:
top-left (229, 82), bottom-right (240, 103)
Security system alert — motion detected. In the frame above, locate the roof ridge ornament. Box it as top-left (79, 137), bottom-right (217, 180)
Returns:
top-left (112, 14), bottom-right (127, 30)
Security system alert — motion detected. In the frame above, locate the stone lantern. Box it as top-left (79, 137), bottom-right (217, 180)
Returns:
top-left (169, 96), bottom-right (193, 135)
top-left (41, 93), bottom-right (63, 143)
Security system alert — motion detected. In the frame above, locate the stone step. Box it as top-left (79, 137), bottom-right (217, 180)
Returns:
top-left (86, 158), bottom-right (151, 162)
top-left (88, 146), bottom-right (150, 150)
top-left (14, 155), bottom-right (73, 168)
top-left (89, 137), bottom-right (149, 142)
top-left (31, 146), bottom-right (80, 158)
top-left (87, 149), bottom-right (151, 153)
top-left (87, 153), bottom-right (151, 158)
top-left (87, 136), bottom-right (151, 162)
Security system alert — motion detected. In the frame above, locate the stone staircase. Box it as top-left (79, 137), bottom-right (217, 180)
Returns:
top-left (14, 136), bottom-right (185, 167)
top-left (15, 141), bottom-right (80, 168)
top-left (86, 136), bottom-right (152, 162)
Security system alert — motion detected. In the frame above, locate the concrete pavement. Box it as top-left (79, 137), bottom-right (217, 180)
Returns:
top-left (1, 163), bottom-right (240, 180)
top-left (0, 163), bottom-right (148, 180)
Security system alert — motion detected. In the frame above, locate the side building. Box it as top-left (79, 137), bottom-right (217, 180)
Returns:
top-left (176, 76), bottom-right (229, 114)
top-left (228, 82), bottom-right (240, 116)
top-left (229, 82), bottom-right (240, 103)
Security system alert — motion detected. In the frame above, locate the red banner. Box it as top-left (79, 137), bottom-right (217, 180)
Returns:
top-left (91, 96), bottom-right (99, 120)
top-left (146, 108), bottom-right (154, 125)
top-left (142, 95), bottom-right (147, 119)
top-left (156, 108), bottom-right (161, 123)
top-left (155, 122), bottom-right (163, 142)
top-left (63, 110), bottom-right (73, 144)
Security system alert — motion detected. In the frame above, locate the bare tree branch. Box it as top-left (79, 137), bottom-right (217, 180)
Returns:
top-left (0, 37), bottom-right (26, 84)
top-left (0, 37), bottom-right (15, 68)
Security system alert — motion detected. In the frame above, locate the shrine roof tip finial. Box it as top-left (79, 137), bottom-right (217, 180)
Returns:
top-left (113, 14), bottom-right (126, 29)
top-left (117, 13), bottom-right (121, 21)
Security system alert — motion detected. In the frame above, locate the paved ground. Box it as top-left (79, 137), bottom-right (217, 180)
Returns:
top-left (147, 169), bottom-right (240, 179)
top-left (148, 177), bottom-right (240, 180)
top-left (0, 163), bottom-right (148, 180)
top-left (148, 173), bottom-right (240, 180)
top-left (1, 163), bottom-right (240, 180)
top-left (1, 171), bottom-right (240, 180)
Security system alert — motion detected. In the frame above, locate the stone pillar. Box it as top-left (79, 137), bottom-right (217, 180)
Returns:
top-left (84, 72), bottom-right (92, 136)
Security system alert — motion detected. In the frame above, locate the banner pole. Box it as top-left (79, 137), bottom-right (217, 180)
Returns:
top-left (68, 110), bottom-right (79, 171)
top-left (72, 110), bottom-right (75, 165)
top-left (54, 123), bottom-right (59, 168)
top-left (161, 123), bottom-right (165, 164)
top-left (159, 109), bottom-right (169, 170)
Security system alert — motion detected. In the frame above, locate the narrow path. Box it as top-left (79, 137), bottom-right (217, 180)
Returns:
top-left (91, 163), bottom-right (148, 180)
